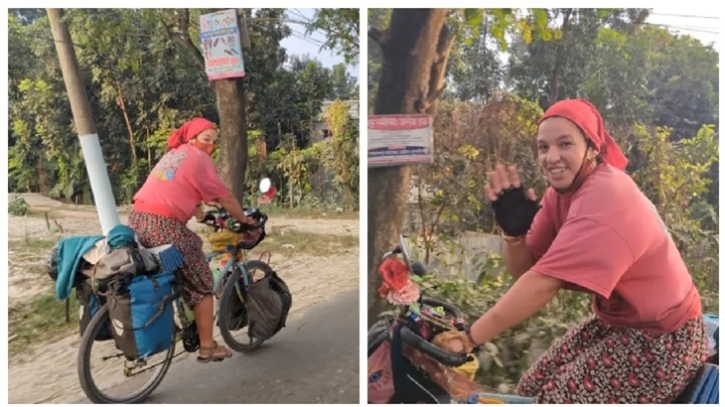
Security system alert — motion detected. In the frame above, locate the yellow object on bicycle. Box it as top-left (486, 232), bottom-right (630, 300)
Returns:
top-left (451, 354), bottom-right (479, 381)
top-left (477, 397), bottom-right (506, 404)
top-left (208, 230), bottom-right (243, 252)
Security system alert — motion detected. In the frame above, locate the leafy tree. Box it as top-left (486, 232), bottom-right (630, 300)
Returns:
top-left (367, 8), bottom-right (555, 326)
top-left (328, 63), bottom-right (358, 100)
top-left (305, 8), bottom-right (359, 64)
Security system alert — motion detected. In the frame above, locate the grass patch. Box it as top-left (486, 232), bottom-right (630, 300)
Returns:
top-left (259, 204), bottom-right (358, 220)
top-left (8, 238), bottom-right (57, 265)
top-left (9, 291), bottom-right (80, 356)
top-left (9, 238), bottom-right (57, 253)
top-left (258, 230), bottom-right (359, 257)
top-left (24, 208), bottom-right (51, 219)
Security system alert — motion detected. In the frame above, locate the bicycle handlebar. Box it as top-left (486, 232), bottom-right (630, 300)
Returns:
top-left (202, 206), bottom-right (268, 233)
top-left (399, 325), bottom-right (472, 367)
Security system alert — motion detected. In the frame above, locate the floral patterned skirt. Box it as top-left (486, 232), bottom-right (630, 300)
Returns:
top-left (518, 315), bottom-right (707, 403)
top-left (128, 211), bottom-right (213, 307)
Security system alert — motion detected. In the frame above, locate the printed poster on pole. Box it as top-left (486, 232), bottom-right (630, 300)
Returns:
top-left (368, 114), bottom-right (434, 167)
top-left (200, 9), bottom-right (245, 80)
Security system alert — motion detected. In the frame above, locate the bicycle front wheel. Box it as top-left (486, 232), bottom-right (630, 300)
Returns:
top-left (218, 260), bottom-right (271, 353)
top-left (77, 304), bottom-right (176, 404)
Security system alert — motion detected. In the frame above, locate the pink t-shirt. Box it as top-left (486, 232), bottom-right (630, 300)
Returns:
top-left (133, 144), bottom-right (231, 223)
top-left (526, 164), bottom-right (701, 334)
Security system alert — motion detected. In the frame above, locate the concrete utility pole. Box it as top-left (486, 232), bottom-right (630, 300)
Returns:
top-left (47, 8), bottom-right (120, 234)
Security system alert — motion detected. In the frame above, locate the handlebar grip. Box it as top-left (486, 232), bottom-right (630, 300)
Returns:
top-left (399, 325), bottom-right (471, 367)
top-left (229, 212), bottom-right (267, 233)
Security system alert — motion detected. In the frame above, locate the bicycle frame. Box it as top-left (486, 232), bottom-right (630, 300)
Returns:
top-left (173, 249), bottom-right (256, 330)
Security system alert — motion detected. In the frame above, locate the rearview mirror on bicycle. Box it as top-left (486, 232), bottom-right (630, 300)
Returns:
top-left (259, 177), bottom-right (271, 194)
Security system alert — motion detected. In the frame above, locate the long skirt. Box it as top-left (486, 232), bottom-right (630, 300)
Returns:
top-left (128, 211), bottom-right (213, 307)
top-left (517, 315), bottom-right (707, 403)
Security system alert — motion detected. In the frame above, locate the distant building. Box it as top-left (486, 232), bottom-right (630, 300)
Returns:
top-left (310, 100), bottom-right (359, 143)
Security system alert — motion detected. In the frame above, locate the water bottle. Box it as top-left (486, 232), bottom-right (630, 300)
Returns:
top-left (703, 314), bottom-right (719, 357)
top-left (183, 301), bottom-right (195, 323)
top-left (212, 267), bottom-right (223, 287)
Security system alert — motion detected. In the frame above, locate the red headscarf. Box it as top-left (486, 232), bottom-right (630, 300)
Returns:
top-left (540, 99), bottom-right (628, 171)
top-left (167, 118), bottom-right (216, 150)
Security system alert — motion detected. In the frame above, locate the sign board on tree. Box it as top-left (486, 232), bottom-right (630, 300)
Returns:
top-left (368, 114), bottom-right (434, 167)
top-left (199, 9), bottom-right (246, 80)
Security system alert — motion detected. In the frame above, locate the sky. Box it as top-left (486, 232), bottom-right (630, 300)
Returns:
top-left (279, 8), bottom-right (359, 79)
top-left (647, 8), bottom-right (720, 53)
top-left (277, 8), bottom-right (718, 83)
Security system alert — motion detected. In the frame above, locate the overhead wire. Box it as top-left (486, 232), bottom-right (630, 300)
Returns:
top-left (649, 12), bottom-right (719, 20)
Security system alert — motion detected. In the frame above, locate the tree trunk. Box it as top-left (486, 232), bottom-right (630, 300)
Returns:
top-left (367, 8), bottom-right (451, 327)
top-left (548, 9), bottom-right (573, 106)
top-left (165, 9), bottom-right (249, 204)
top-left (215, 78), bottom-right (248, 204)
top-left (116, 82), bottom-right (138, 166)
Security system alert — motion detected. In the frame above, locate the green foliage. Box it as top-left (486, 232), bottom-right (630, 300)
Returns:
top-left (305, 8), bottom-right (359, 64)
top-left (321, 100), bottom-right (360, 208)
top-left (269, 136), bottom-right (321, 208)
top-left (9, 195), bottom-right (29, 216)
top-left (9, 8), bottom-right (357, 209)
top-left (408, 240), bottom-right (591, 390)
top-left (329, 64), bottom-right (358, 100)
top-left (626, 124), bottom-right (719, 300)
top-left (409, 95), bottom-right (545, 251)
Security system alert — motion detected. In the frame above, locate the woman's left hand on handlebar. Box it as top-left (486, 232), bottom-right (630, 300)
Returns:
top-left (433, 330), bottom-right (476, 354)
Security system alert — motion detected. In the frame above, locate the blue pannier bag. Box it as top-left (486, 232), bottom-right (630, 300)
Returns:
top-left (107, 271), bottom-right (176, 360)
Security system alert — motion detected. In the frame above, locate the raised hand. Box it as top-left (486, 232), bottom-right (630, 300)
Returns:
top-left (484, 164), bottom-right (540, 237)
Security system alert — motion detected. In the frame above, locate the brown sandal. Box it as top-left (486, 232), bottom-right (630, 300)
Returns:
top-left (197, 341), bottom-right (232, 363)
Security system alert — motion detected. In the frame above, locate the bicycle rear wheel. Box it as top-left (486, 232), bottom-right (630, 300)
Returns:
top-left (77, 304), bottom-right (175, 404)
top-left (218, 260), bottom-right (271, 353)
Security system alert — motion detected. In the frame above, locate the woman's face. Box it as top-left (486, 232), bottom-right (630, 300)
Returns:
top-left (193, 129), bottom-right (218, 144)
top-left (536, 117), bottom-right (591, 189)
top-left (190, 129), bottom-right (218, 155)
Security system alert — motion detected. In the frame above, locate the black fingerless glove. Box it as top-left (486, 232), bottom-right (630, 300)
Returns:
top-left (491, 186), bottom-right (541, 237)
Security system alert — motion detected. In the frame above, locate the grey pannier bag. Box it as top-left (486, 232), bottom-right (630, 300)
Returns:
top-left (244, 271), bottom-right (292, 341)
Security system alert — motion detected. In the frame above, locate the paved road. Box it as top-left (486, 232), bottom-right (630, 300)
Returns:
top-left (74, 291), bottom-right (359, 403)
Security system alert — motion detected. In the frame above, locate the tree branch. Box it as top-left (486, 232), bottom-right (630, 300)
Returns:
top-left (417, 24), bottom-right (454, 113)
top-left (178, 9), bottom-right (206, 69)
top-left (368, 28), bottom-right (385, 49)
top-left (160, 10), bottom-right (205, 70)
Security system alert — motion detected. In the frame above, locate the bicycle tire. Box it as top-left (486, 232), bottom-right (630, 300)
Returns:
top-left (218, 260), bottom-right (272, 353)
top-left (77, 304), bottom-right (175, 404)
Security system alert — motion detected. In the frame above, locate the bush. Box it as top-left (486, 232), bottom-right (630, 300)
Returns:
top-left (409, 240), bottom-right (591, 391)
top-left (9, 195), bottom-right (29, 216)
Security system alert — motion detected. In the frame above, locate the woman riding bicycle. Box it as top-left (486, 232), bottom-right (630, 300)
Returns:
top-left (442, 99), bottom-right (706, 403)
top-left (129, 117), bottom-right (255, 363)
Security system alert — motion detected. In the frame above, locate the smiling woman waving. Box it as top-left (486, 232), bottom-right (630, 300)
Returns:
top-left (442, 99), bottom-right (705, 403)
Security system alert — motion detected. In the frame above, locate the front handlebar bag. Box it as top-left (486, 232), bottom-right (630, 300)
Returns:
top-left (208, 230), bottom-right (243, 252)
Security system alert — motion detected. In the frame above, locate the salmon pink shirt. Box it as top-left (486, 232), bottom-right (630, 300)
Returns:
top-left (526, 164), bottom-right (701, 334)
top-left (133, 144), bottom-right (231, 223)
